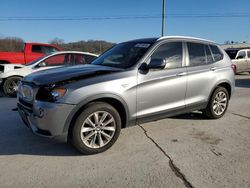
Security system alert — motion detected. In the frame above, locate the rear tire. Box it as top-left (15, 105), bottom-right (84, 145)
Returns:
top-left (3, 77), bottom-right (22, 97)
top-left (70, 102), bottom-right (121, 154)
top-left (203, 87), bottom-right (229, 119)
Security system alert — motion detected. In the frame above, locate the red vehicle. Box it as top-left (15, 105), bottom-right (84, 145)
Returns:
top-left (0, 43), bottom-right (62, 65)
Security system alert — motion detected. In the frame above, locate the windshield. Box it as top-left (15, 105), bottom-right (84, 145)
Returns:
top-left (91, 41), bottom-right (153, 68)
top-left (26, 55), bottom-right (47, 66)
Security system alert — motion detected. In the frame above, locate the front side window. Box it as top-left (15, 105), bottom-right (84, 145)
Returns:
top-left (150, 42), bottom-right (183, 69)
top-left (91, 41), bottom-right (153, 68)
top-left (237, 51), bottom-right (246, 59)
top-left (187, 42), bottom-right (206, 66)
top-left (74, 54), bottom-right (97, 65)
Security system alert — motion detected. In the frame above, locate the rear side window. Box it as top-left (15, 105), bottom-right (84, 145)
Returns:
top-left (187, 42), bottom-right (206, 66)
top-left (41, 54), bottom-right (73, 67)
top-left (32, 45), bottom-right (42, 53)
top-left (151, 42), bottom-right (183, 69)
top-left (210, 45), bottom-right (223, 62)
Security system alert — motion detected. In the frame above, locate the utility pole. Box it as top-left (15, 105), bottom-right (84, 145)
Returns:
top-left (161, 0), bottom-right (166, 36)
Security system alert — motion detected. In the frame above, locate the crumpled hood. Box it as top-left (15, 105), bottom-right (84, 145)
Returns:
top-left (0, 64), bottom-right (25, 73)
top-left (23, 64), bottom-right (122, 86)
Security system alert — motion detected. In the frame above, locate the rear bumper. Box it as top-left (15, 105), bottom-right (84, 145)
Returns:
top-left (18, 99), bottom-right (76, 142)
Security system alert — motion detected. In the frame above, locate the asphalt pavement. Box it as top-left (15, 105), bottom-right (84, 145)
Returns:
top-left (0, 74), bottom-right (249, 188)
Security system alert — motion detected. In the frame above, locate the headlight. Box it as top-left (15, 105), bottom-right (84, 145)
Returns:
top-left (36, 87), bottom-right (67, 102)
top-left (18, 84), bottom-right (34, 101)
top-left (51, 88), bottom-right (67, 100)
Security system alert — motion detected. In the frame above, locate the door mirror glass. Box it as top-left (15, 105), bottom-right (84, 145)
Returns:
top-left (147, 58), bottom-right (166, 69)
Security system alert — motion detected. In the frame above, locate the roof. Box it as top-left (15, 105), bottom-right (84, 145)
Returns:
top-left (124, 36), bottom-right (216, 44)
top-left (47, 51), bottom-right (98, 57)
top-left (158, 36), bottom-right (215, 43)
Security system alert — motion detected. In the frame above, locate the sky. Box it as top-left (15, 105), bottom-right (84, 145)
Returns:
top-left (0, 0), bottom-right (250, 44)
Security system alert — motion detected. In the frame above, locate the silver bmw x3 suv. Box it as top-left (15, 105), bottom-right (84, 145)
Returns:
top-left (17, 36), bottom-right (235, 154)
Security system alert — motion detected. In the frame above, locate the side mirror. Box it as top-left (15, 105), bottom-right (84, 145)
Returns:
top-left (147, 58), bottom-right (166, 69)
top-left (38, 62), bottom-right (46, 67)
top-left (236, 55), bottom-right (244, 59)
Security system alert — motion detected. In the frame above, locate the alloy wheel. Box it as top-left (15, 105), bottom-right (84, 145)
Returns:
top-left (80, 111), bottom-right (116, 149)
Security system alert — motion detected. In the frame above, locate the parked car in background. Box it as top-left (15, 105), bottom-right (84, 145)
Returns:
top-left (0, 43), bottom-right (62, 65)
top-left (0, 51), bottom-right (98, 97)
top-left (232, 49), bottom-right (250, 74)
top-left (17, 36), bottom-right (235, 154)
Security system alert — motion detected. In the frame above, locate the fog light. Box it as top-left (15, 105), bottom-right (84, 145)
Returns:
top-left (38, 108), bottom-right (44, 118)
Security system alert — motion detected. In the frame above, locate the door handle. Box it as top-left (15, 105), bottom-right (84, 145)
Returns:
top-left (176, 72), bottom-right (187, 76)
top-left (210, 67), bottom-right (216, 71)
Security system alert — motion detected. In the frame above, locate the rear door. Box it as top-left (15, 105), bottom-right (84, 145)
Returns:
top-left (137, 41), bottom-right (187, 119)
top-left (185, 42), bottom-right (220, 108)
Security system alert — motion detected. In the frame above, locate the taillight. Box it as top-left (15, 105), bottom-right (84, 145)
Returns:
top-left (231, 64), bottom-right (236, 75)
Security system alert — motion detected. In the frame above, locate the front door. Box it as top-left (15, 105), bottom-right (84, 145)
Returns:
top-left (137, 41), bottom-right (187, 120)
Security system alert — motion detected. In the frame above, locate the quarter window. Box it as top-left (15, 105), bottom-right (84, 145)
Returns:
top-left (210, 45), bottom-right (223, 62)
top-left (151, 42), bottom-right (183, 69)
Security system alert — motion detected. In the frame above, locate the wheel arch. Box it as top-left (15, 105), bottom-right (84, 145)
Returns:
top-left (208, 81), bottom-right (232, 102)
top-left (64, 94), bottom-right (129, 140)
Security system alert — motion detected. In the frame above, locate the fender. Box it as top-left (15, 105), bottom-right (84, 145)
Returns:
top-left (62, 93), bottom-right (130, 134)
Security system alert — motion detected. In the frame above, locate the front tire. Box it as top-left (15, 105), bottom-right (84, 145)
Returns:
top-left (203, 87), bottom-right (229, 119)
top-left (70, 102), bottom-right (121, 154)
top-left (3, 76), bottom-right (22, 97)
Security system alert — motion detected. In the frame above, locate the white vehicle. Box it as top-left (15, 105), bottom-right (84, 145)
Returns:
top-left (232, 49), bottom-right (250, 74)
top-left (0, 51), bottom-right (98, 97)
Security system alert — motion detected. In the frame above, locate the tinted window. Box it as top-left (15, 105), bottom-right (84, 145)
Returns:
top-left (74, 54), bottom-right (87, 65)
top-left (32, 45), bottom-right (42, 53)
top-left (41, 54), bottom-right (73, 67)
top-left (151, 42), bottom-right (183, 69)
top-left (247, 51), bottom-right (250, 58)
top-left (85, 55), bottom-right (97, 63)
top-left (187, 42), bottom-right (206, 66)
top-left (210, 45), bottom-right (223, 62)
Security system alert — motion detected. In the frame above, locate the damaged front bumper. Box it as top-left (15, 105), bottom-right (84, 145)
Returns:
top-left (17, 98), bottom-right (76, 142)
